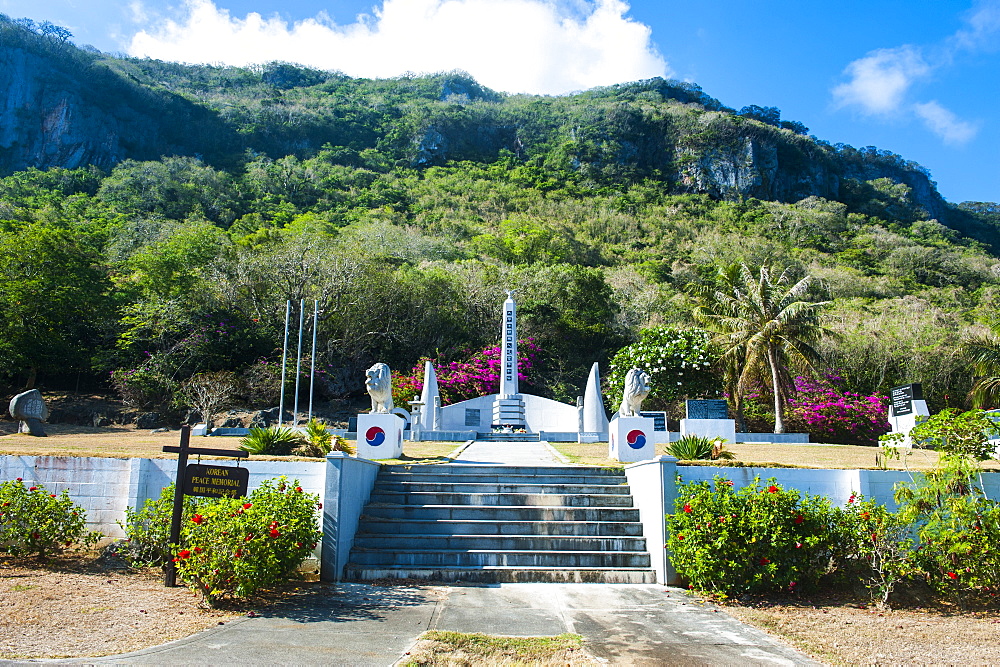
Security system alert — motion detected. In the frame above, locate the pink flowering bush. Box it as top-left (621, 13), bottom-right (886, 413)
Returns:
top-left (392, 339), bottom-right (542, 406)
top-left (787, 375), bottom-right (890, 446)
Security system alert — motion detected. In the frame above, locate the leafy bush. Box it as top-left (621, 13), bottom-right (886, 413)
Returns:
top-left (607, 327), bottom-right (719, 412)
top-left (834, 493), bottom-right (914, 608)
top-left (667, 476), bottom-right (838, 596)
top-left (173, 477), bottom-right (321, 604)
top-left (120, 478), bottom-right (322, 605)
top-left (119, 484), bottom-right (203, 566)
top-left (894, 447), bottom-right (1000, 606)
top-left (239, 426), bottom-right (306, 455)
top-left (0, 479), bottom-right (98, 558)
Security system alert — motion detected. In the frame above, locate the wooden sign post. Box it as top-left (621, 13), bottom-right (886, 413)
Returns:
top-left (162, 425), bottom-right (249, 587)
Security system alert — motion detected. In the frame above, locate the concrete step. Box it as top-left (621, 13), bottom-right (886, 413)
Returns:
top-left (361, 504), bottom-right (641, 522)
top-left (377, 472), bottom-right (624, 485)
top-left (367, 491), bottom-right (634, 507)
top-left (349, 549), bottom-right (652, 568)
top-left (373, 481), bottom-right (632, 495)
top-left (382, 465), bottom-right (622, 477)
top-left (342, 565), bottom-right (658, 584)
top-left (354, 518), bottom-right (645, 536)
top-left (352, 534), bottom-right (648, 551)
top-left (475, 433), bottom-right (540, 442)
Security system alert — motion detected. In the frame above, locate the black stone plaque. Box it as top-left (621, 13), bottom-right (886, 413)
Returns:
top-left (890, 383), bottom-right (923, 417)
top-left (183, 463), bottom-right (249, 499)
top-left (638, 411), bottom-right (667, 432)
top-left (685, 399), bottom-right (729, 420)
top-left (465, 409), bottom-right (481, 427)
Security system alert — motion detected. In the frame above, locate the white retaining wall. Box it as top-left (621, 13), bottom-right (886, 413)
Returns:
top-left (0, 455), bottom-right (326, 538)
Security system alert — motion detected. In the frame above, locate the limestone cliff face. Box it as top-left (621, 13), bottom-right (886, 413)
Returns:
top-left (1, 46), bottom-right (127, 172)
top-left (0, 34), bottom-right (235, 174)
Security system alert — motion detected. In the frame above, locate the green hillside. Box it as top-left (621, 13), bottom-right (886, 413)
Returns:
top-left (2, 14), bottom-right (999, 435)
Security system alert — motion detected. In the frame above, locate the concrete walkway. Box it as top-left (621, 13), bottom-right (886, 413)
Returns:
top-left (452, 439), bottom-right (569, 466)
top-left (73, 583), bottom-right (818, 666)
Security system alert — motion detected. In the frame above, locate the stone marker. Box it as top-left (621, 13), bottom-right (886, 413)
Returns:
top-left (9, 389), bottom-right (49, 436)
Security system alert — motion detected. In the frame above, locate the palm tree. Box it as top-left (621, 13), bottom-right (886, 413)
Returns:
top-left (963, 326), bottom-right (1000, 408)
top-left (692, 264), bottom-right (828, 433)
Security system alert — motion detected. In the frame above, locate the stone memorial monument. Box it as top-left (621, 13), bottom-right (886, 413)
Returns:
top-left (609, 368), bottom-right (656, 462)
top-left (680, 399), bottom-right (736, 443)
top-left (9, 389), bottom-right (49, 436)
top-left (887, 383), bottom-right (930, 447)
top-left (357, 363), bottom-right (403, 459)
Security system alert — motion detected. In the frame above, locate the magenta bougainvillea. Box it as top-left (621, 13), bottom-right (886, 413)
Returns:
top-left (392, 339), bottom-right (542, 406)
top-left (787, 375), bottom-right (890, 446)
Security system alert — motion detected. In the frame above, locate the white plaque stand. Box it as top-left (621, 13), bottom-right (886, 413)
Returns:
top-left (680, 418), bottom-right (736, 443)
top-left (356, 413), bottom-right (404, 459)
top-left (888, 400), bottom-right (930, 448)
top-left (609, 416), bottom-right (656, 463)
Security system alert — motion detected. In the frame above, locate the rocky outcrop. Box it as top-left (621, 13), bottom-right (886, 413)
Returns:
top-left (0, 21), bottom-right (237, 175)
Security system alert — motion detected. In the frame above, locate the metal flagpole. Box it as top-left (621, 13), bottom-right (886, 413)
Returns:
top-left (278, 300), bottom-right (291, 427)
top-left (293, 299), bottom-right (305, 426)
top-left (308, 299), bottom-right (318, 422)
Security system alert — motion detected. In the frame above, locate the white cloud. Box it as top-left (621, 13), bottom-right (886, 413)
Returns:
top-left (913, 100), bottom-right (979, 145)
top-left (831, 46), bottom-right (929, 115)
top-left (952, 0), bottom-right (1000, 51)
top-left (126, 0), bottom-right (670, 95)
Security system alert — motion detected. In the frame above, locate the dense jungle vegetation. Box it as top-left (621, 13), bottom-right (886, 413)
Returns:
top-left (2, 14), bottom-right (999, 434)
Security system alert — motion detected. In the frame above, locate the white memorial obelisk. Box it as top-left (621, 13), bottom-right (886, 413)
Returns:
top-left (493, 292), bottom-right (526, 429)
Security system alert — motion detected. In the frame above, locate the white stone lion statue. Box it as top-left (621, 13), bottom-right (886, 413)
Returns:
top-left (365, 363), bottom-right (394, 414)
top-left (618, 368), bottom-right (651, 418)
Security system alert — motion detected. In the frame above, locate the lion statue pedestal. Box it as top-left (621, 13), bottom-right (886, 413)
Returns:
top-left (357, 412), bottom-right (404, 460)
top-left (608, 415), bottom-right (656, 463)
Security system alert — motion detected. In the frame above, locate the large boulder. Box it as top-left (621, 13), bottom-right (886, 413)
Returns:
top-left (9, 389), bottom-right (48, 436)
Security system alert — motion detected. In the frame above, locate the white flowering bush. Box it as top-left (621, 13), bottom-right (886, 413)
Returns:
top-left (606, 327), bottom-right (720, 411)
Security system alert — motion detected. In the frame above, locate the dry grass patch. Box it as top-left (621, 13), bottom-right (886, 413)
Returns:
top-left (550, 440), bottom-right (1000, 471)
top-left (0, 421), bottom-right (458, 463)
top-left (724, 596), bottom-right (1000, 665)
top-left (0, 553), bottom-right (240, 659)
top-left (403, 631), bottom-right (596, 666)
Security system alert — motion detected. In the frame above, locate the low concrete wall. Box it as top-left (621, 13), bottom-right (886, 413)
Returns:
top-left (321, 453), bottom-right (381, 581)
top-left (0, 455), bottom-right (328, 538)
top-left (624, 456), bottom-right (678, 585)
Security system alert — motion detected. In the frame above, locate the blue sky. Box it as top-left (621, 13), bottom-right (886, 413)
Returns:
top-left (1, 0), bottom-right (996, 205)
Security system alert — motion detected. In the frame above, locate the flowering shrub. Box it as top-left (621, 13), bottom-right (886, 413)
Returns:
top-left (120, 478), bottom-right (321, 605)
top-left (173, 477), bottom-right (321, 605)
top-left (666, 476), bottom-right (839, 596)
top-left (606, 327), bottom-right (718, 412)
top-left (787, 375), bottom-right (890, 446)
top-left (392, 339), bottom-right (542, 407)
top-left (119, 484), bottom-right (204, 566)
top-left (0, 479), bottom-right (98, 558)
top-left (834, 493), bottom-right (914, 608)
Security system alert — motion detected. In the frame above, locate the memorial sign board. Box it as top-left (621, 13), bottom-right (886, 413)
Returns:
top-left (183, 463), bottom-right (249, 499)
top-left (685, 399), bottom-right (728, 420)
top-left (890, 383), bottom-right (923, 417)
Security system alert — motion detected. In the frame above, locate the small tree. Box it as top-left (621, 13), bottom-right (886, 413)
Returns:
top-left (178, 371), bottom-right (237, 433)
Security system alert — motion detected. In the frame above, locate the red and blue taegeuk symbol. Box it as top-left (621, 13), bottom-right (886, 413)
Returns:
top-left (626, 429), bottom-right (646, 449)
top-left (365, 426), bottom-right (386, 447)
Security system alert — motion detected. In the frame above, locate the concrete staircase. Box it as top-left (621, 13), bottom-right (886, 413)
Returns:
top-left (344, 464), bottom-right (656, 583)
top-left (475, 432), bottom-right (541, 442)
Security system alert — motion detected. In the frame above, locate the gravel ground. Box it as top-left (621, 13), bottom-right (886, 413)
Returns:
top-left (0, 555), bottom-right (240, 660)
top-left (724, 596), bottom-right (1000, 665)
